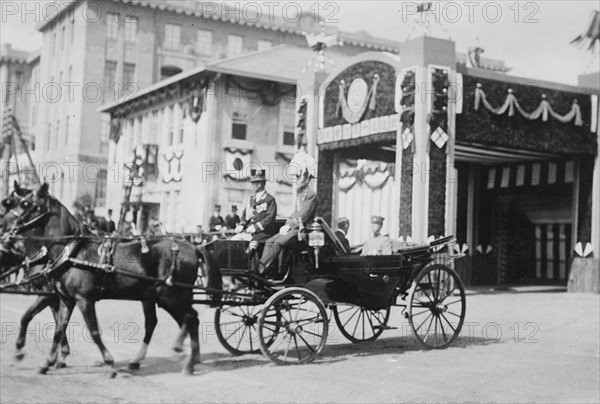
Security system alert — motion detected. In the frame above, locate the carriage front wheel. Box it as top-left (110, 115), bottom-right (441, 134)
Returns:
top-left (332, 305), bottom-right (391, 343)
top-left (408, 264), bottom-right (466, 349)
top-left (258, 287), bottom-right (328, 365)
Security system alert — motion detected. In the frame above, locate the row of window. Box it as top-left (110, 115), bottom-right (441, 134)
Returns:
top-left (104, 61), bottom-right (136, 100)
top-left (45, 117), bottom-right (70, 151)
top-left (164, 24), bottom-right (272, 57)
top-left (106, 13), bottom-right (138, 43)
top-left (51, 14), bottom-right (75, 57)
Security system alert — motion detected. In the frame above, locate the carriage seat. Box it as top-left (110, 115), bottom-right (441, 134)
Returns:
top-left (314, 217), bottom-right (349, 255)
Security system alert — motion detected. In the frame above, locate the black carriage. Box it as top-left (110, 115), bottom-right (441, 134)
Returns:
top-left (200, 217), bottom-right (467, 365)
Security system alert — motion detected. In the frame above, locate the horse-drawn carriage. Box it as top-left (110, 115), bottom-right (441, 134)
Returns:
top-left (201, 217), bottom-right (466, 365)
top-left (0, 183), bottom-right (466, 373)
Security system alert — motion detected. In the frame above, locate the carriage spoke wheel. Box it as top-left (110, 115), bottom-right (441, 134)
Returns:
top-left (332, 305), bottom-right (391, 343)
top-left (408, 264), bottom-right (466, 349)
top-left (258, 287), bottom-right (328, 365)
top-left (214, 288), bottom-right (279, 355)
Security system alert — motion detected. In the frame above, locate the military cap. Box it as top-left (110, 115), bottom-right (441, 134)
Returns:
top-left (231, 204), bottom-right (238, 210)
top-left (371, 215), bottom-right (385, 225)
top-left (214, 204), bottom-right (221, 210)
top-left (250, 169), bottom-right (267, 183)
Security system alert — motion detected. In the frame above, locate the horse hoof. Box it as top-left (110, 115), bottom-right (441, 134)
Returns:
top-left (173, 346), bottom-right (184, 353)
top-left (14, 352), bottom-right (25, 361)
top-left (38, 367), bottom-right (49, 375)
top-left (128, 362), bottom-right (140, 371)
top-left (109, 370), bottom-right (118, 379)
top-left (181, 368), bottom-right (194, 376)
top-left (56, 362), bottom-right (67, 369)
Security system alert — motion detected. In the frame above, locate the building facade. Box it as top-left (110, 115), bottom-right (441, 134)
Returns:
top-left (28, 0), bottom-right (396, 212)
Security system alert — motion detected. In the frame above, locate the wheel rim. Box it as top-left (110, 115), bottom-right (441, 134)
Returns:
top-left (215, 287), bottom-right (279, 355)
top-left (258, 288), bottom-right (328, 365)
top-left (408, 264), bottom-right (466, 349)
top-left (333, 305), bottom-right (390, 343)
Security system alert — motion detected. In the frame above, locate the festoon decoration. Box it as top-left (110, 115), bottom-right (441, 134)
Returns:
top-left (223, 147), bottom-right (253, 182)
top-left (109, 114), bottom-right (124, 144)
top-left (474, 84), bottom-right (583, 126)
top-left (124, 144), bottom-right (159, 186)
top-left (336, 74), bottom-right (380, 124)
top-left (162, 150), bottom-right (183, 183)
top-left (396, 68), bottom-right (416, 150)
top-left (338, 160), bottom-right (395, 192)
top-left (226, 76), bottom-right (295, 107)
top-left (429, 67), bottom-right (450, 151)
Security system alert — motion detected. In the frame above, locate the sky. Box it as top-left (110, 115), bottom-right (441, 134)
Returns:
top-left (0, 0), bottom-right (598, 86)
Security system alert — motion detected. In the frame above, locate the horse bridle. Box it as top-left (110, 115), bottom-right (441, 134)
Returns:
top-left (0, 193), bottom-right (52, 248)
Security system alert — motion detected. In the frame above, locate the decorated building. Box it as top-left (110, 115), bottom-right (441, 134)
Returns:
top-left (100, 44), bottom-right (350, 233)
top-left (312, 37), bottom-right (599, 288)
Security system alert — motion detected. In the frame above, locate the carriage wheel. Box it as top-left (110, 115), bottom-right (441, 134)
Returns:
top-left (214, 288), bottom-right (279, 355)
top-left (408, 264), bottom-right (466, 349)
top-left (258, 287), bottom-right (328, 365)
top-left (332, 305), bottom-right (391, 343)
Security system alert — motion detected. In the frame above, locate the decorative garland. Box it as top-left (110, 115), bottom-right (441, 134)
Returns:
top-left (475, 84), bottom-right (583, 126)
top-left (338, 161), bottom-right (395, 192)
top-left (184, 78), bottom-right (208, 123)
top-left (335, 74), bottom-right (380, 123)
top-left (428, 68), bottom-right (450, 153)
top-left (397, 69), bottom-right (416, 151)
top-left (227, 76), bottom-right (295, 107)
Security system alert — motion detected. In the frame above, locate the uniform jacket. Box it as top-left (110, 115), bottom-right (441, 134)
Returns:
top-left (361, 235), bottom-right (393, 256)
top-left (335, 229), bottom-right (351, 252)
top-left (286, 187), bottom-right (318, 229)
top-left (225, 214), bottom-right (240, 229)
top-left (241, 191), bottom-right (277, 235)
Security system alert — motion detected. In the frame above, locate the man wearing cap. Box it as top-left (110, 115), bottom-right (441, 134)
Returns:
top-left (258, 164), bottom-right (318, 275)
top-left (225, 205), bottom-right (241, 230)
top-left (361, 215), bottom-right (393, 256)
top-left (209, 204), bottom-right (225, 232)
top-left (233, 169), bottom-right (277, 245)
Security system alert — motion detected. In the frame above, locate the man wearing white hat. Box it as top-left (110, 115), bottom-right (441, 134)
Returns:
top-left (361, 215), bottom-right (393, 256)
top-left (258, 153), bottom-right (318, 275)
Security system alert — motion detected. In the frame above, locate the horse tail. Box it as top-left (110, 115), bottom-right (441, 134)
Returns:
top-left (196, 245), bottom-right (222, 305)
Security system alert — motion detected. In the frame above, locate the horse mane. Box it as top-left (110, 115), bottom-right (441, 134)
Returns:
top-left (47, 195), bottom-right (85, 236)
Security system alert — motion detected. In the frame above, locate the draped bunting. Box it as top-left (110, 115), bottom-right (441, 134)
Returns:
top-left (474, 84), bottom-right (583, 126)
top-left (336, 74), bottom-right (380, 123)
top-left (109, 116), bottom-right (124, 143)
top-left (227, 76), bottom-right (295, 107)
top-left (185, 79), bottom-right (208, 123)
top-left (338, 161), bottom-right (395, 192)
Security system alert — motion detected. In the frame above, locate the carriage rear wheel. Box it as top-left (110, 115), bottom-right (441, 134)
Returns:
top-left (408, 264), bottom-right (466, 349)
top-left (332, 305), bottom-right (391, 343)
top-left (214, 287), bottom-right (280, 355)
top-left (258, 287), bottom-right (328, 365)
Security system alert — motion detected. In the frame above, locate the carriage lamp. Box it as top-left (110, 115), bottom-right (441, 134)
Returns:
top-left (308, 219), bottom-right (325, 269)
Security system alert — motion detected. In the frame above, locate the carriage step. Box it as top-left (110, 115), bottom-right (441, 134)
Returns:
top-left (374, 325), bottom-right (397, 331)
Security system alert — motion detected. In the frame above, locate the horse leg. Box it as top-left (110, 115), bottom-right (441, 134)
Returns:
top-left (173, 321), bottom-right (188, 353)
top-left (183, 307), bottom-right (201, 373)
top-left (15, 295), bottom-right (54, 361)
top-left (39, 299), bottom-right (74, 375)
top-left (128, 301), bottom-right (157, 371)
top-left (51, 298), bottom-right (71, 368)
top-left (75, 297), bottom-right (117, 378)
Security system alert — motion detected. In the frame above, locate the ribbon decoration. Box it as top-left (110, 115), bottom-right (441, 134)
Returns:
top-left (338, 162), bottom-right (394, 192)
top-left (474, 84), bottom-right (583, 126)
top-left (336, 74), bottom-right (380, 124)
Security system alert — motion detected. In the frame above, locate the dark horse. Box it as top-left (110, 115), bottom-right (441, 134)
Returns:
top-left (1, 183), bottom-right (221, 375)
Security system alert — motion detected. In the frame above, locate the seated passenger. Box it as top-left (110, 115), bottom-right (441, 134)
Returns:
top-left (361, 215), bottom-right (393, 256)
top-left (335, 217), bottom-right (351, 252)
top-left (231, 169), bottom-right (277, 249)
top-left (258, 158), bottom-right (318, 275)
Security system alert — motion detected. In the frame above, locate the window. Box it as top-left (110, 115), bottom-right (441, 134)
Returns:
top-left (227, 34), bottom-right (243, 57)
top-left (95, 170), bottom-right (107, 207)
top-left (70, 14), bottom-right (75, 44)
top-left (124, 16), bottom-right (138, 43)
top-left (177, 103), bottom-right (184, 144)
top-left (61, 26), bottom-right (66, 50)
top-left (149, 111), bottom-right (158, 144)
top-left (197, 29), bottom-right (213, 56)
top-left (47, 123), bottom-right (52, 150)
top-left (257, 39), bottom-right (272, 52)
top-left (64, 116), bottom-right (69, 143)
top-left (68, 66), bottom-right (72, 82)
top-left (52, 32), bottom-right (56, 56)
top-left (282, 102), bottom-right (295, 146)
top-left (231, 110), bottom-right (247, 140)
top-left (55, 120), bottom-right (60, 149)
top-left (104, 61), bottom-right (117, 100)
top-left (106, 13), bottom-right (118, 39)
top-left (167, 105), bottom-right (174, 145)
top-left (123, 63), bottom-right (135, 92)
top-left (164, 23), bottom-right (181, 50)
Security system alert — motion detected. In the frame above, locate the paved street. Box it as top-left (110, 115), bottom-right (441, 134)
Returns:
top-left (1, 291), bottom-right (598, 403)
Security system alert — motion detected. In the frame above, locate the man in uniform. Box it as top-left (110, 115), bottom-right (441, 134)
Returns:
top-left (258, 159), bottom-right (318, 275)
top-left (225, 205), bottom-right (240, 230)
top-left (361, 215), bottom-right (393, 256)
top-left (335, 217), bottom-right (351, 252)
top-left (208, 204), bottom-right (225, 231)
top-left (233, 169), bottom-right (277, 247)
